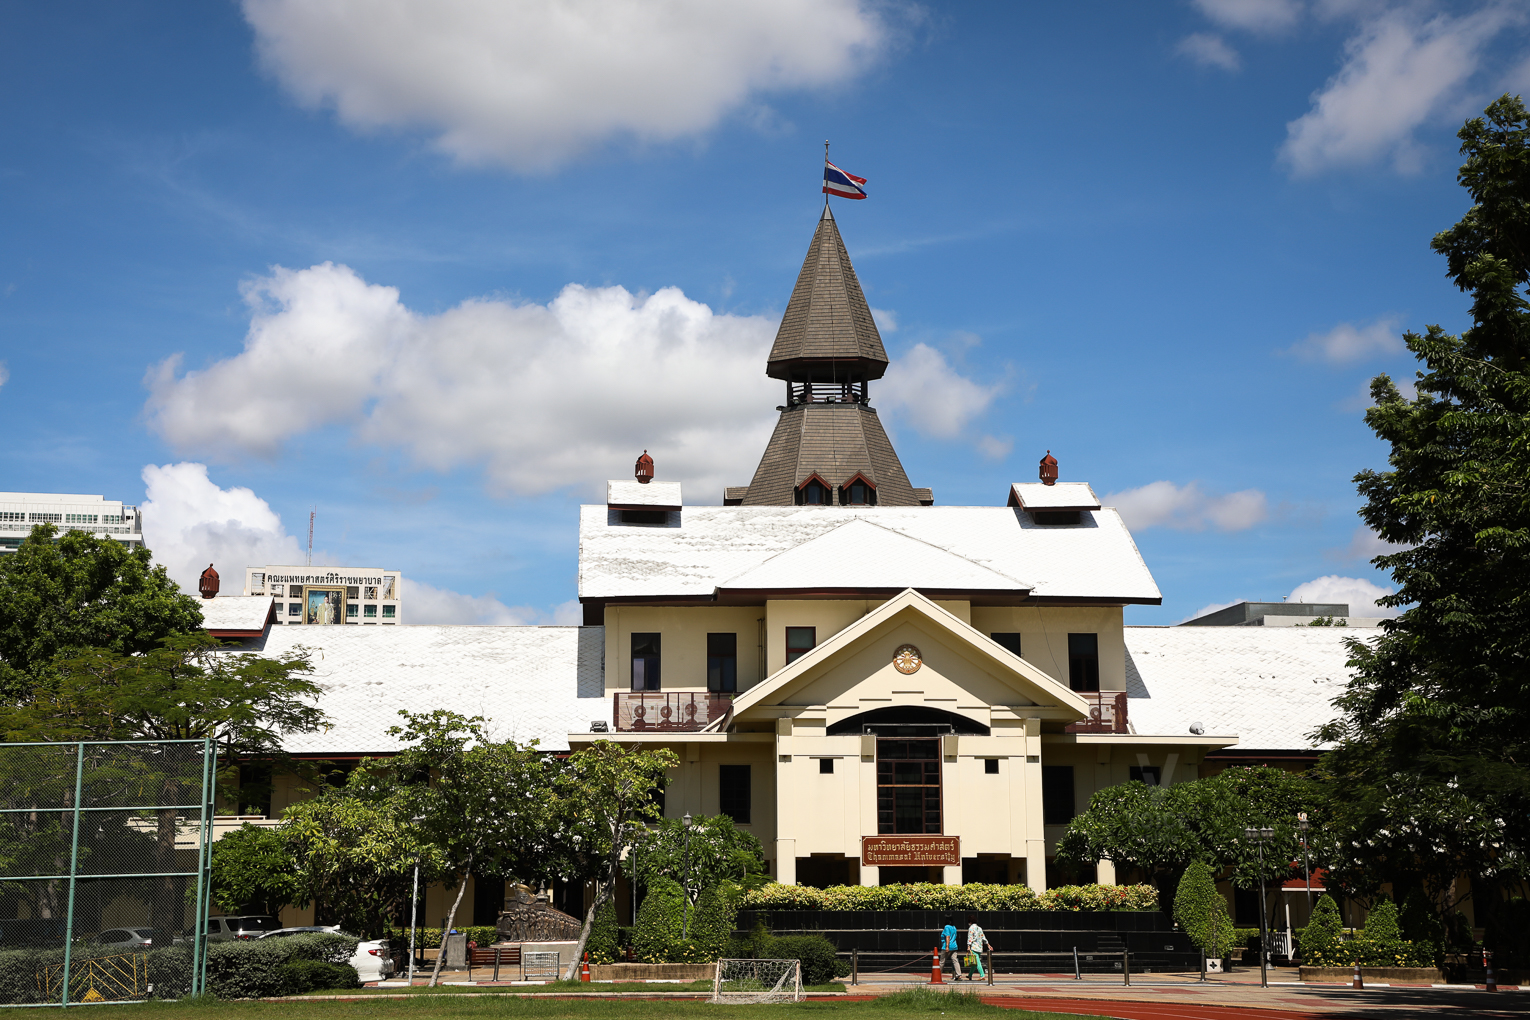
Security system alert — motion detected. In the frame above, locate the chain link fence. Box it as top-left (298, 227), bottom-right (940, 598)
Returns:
top-left (0, 740), bottom-right (217, 1005)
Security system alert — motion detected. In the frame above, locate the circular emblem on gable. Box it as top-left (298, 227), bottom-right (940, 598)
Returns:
top-left (893, 644), bottom-right (923, 674)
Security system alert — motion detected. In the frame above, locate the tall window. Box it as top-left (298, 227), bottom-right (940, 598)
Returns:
top-left (707, 633), bottom-right (737, 693)
top-left (841, 479), bottom-right (875, 505)
top-left (991, 632), bottom-right (1022, 657)
top-left (786, 627), bottom-right (816, 664)
top-left (719, 764), bottom-right (751, 823)
top-left (631, 633), bottom-right (661, 691)
top-left (876, 738), bottom-right (941, 834)
top-left (796, 479), bottom-right (830, 505)
top-left (1041, 765), bottom-right (1076, 825)
top-left (1068, 633), bottom-right (1100, 692)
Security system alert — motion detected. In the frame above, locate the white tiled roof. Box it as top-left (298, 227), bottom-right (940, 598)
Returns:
top-left (1123, 626), bottom-right (1369, 750)
top-left (199, 595), bottom-right (273, 632)
top-left (1009, 482), bottom-right (1101, 510)
top-left (579, 504), bottom-right (1160, 602)
top-left (719, 519), bottom-right (1026, 593)
top-left (607, 480), bottom-right (682, 508)
top-left (243, 625), bottom-right (607, 754)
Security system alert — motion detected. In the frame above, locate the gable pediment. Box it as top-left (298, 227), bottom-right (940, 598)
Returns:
top-left (729, 588), bottom-right (1087, 728)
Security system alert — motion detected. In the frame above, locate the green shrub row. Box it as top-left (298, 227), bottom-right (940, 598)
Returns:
top-left (726, 921), bottom-right (848, 984)
top-left (381, 926), bottom-right (500, 949)
top-left (205, 933), bottom-right (360, 999)
top-left (1299, 894), bottom-right (1435, 969)
top-left (0, 944), bottom-right (194, 1005)
top-left (738, 882), bottom-right (1157, 912)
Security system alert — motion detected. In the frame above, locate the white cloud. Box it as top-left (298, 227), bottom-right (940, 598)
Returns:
top-left (1289, 315), bottom-right (1402, 362)
top-left (1344, 524), bottom-right (1408, 560)
top-left (870, 307), bottom-right (898, 333)
top-left (975, 434), bottom-right (1013, 461)
top-left (408, 581), bottom-right (581, 626)
top-left (1287, 573), bottom-right (1400, 616)
top-left (878, 342), bottom-right (1004, 442)
top-left (140, 462), bottom-right (308, 593)
top-left (1339, 371), bottom-right (1418, 411)
top-left (1193, 0), bottom-right (1302, 33)
top-left (1103, 480), bottom-right (1269, 532)
top-left (1281, 8), bottom-right (1517, 176)
top-left (241, 0), bottom-right (896, 172)
top-left (1176, 33), bottom-right (1242, 71)
top-left (0, 362), bottom-right (8, 390)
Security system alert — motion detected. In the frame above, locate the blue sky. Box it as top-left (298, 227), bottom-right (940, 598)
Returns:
top-left (2, 0), bottom-right (1525, 625)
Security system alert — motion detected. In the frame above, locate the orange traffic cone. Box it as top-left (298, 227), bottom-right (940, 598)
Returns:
top-left (581, 952), bottom-right (591, 982)
top-left (1351, 962), bottom-right (1363, 989)
top-left (929, 946), bottom-right (944, 984)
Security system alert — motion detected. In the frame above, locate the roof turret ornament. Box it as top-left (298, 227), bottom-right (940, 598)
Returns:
top-left (198, 563), bottom-right (219, 599)
top-left (1039, 450), bottom-right (1058, 486)
top-left (635, 450), bottom-right (654, 484)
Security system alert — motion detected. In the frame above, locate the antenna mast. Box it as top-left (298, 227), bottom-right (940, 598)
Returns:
top-left (307, 506), bottom-right (315, 567)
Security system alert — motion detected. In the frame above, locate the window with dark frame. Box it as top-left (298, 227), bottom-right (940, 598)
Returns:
top-left (1041, 765), bottom-right (1076, 825)
top-left (876, 738), bottom-right (941, 834)
top-left (796, 479), bottom-right (831, 505)
top-left (631, 632), bottom-right (661, 691)
top-left (621, 509), bottom-right (668, 525)
top-left (719, 764), bottom-right (751, 823)
top-left (819, 758), bottom-right (834, 774)
top-left (1067, 633), bottom-right (1100, 692)
top-left (785, 626), bottom-right (816, 664)
top-left (991, 632), bottom-right (1022, 657)
top-left (707, 633), bottom-right (737, 693)
top-left (840, 479), bottom-right (876, 505)
top-left (984, 758), bottom-right (1000, 775)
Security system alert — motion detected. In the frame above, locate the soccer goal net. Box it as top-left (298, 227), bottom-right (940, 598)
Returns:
top-left (711, 959), bottom-right (804, 1003)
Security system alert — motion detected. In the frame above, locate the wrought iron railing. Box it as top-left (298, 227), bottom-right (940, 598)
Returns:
top-left (1065, 691), bottom-right (1128, 734)
top-left (785, 382), bottom-right (868, 407)
top-left (614, 693), bottom-right (732, 732)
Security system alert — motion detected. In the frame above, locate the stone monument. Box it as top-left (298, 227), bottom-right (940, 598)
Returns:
top-left (494, 884), bottom-right (583, 944)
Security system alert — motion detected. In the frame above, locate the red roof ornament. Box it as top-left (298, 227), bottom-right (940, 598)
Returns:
top-left (198, 563), bottom-right (220, 600)
top-left (634, 450), bottom-right (654, 484)
top-left (1039, 450), bottom-right (1058, 486)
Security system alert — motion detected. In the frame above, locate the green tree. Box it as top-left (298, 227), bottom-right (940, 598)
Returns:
top-left (371, 710), bottom-right (552, 986)
top-left (631, 814), bottom-right (767, 898)
top-left (210, 822), bottom-right (302, 916)
top-left (548, 740), bottom-right (679, 978)
top-left (632, 876), bottom-right (686, 963)
top-left (1316, 95), bottom-right (1530, 926)
top-left (585, 900), bottom-right (620, 965)
top-left (0, 525), bottom-right (203, 697)
top-left (1173, 860), bottom-right (1234, 959)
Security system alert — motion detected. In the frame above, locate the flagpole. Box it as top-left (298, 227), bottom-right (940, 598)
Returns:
top-left (824, 140), bottom-right (830, 211)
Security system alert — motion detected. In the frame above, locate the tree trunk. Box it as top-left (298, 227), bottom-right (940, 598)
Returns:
top-left (565, 883), bottom-right (611, 981)
top-left (427, 855), bottom-right (473, 988)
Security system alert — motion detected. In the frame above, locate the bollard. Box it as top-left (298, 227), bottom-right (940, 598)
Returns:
top-left (1123, 949), bottom-right (1130, 986)
top-left (986, 949), bottom-right (993, 986)
top-left (1200, 949), bottom-right (1206, 983)
top-left (1485, 949), bottom-right (1496, 992)
top-left (852, 948), bottom-right (858, 986)
top-left (930, 946), bottom-right (944, 984)
top-left (1351, 962), bottom-right (1363, 990)
top-left (1072, 946), bottom-right (1081, 981)
top-left (580, 952), bottom-right (590, 982)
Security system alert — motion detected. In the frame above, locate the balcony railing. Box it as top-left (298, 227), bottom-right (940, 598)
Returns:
top-left (1065, 691), bottom-right (1128, 734)
top-left (614, 692), bottom-right (733, 733)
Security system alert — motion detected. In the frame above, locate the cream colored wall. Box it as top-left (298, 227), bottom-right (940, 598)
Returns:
top-left (603, 605), bottom-right (767, 693)
top-left (969, 605), bottom-right (1126, 691)
top-left (763, 600), bottom-right (970, 676)
top-left (1037, 738), bottom-right (1206, 856)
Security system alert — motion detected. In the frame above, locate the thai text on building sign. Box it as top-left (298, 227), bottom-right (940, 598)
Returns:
top-left (860, 835), bottom-right (960, 867)
top-left (267, 573), bottom-right (390, 586)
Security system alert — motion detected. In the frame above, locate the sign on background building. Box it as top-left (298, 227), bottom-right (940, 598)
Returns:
top-left (244, 565), bottom-right (403, 625)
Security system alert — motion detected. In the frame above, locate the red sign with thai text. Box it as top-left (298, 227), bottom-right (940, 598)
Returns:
top-left (861, 835), bottom-right (960, 867)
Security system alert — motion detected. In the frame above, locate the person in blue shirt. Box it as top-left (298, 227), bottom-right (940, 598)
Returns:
top-left (940, 920), bottom-right (960, 981)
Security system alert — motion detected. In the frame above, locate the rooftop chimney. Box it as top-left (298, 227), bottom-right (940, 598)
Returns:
top-left (198, 563), bottom-right (220, 599)
top-left (1039, 450), bottom-right (1058, 486)
top-left (635, 450), bottom-right (654, 484)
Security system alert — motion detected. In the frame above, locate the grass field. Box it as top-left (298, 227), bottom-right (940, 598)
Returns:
top-left (291, 980), bottom-right (838, 995)
top-left (88, 988), bottom-right (1082, 1020)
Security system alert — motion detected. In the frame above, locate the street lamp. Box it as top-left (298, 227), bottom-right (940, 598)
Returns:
top-left (1297, 812), bottom-right (1313, 922)
top-left (1243, 826), bottom-right (1275, 989)
top-left (681, 814), bottom-right (693, 939)
top-left (408, 815), bottom-right (426, 985)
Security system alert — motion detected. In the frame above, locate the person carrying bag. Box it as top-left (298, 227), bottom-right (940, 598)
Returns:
top-left (965, 914), bottom-right (988, 981)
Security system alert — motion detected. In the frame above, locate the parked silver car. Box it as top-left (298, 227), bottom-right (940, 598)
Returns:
top-left (257, 926), bottom-right (394, 982)
top-left (92, 927), bottom-right (157, 950)
top-left (196, 916), bottom-right (281, 942)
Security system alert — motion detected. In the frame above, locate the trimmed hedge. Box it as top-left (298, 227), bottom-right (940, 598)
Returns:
top-left (206, 933), bottom-right (359, 999)
top-left (0, 944), bottom-right (194, 1005)
top-left (766, 934), bottom-right (849, 985)
top-left (384, 926), bottom-right (499, 949)
top-left (738, 882), bottom-right (1157, 912)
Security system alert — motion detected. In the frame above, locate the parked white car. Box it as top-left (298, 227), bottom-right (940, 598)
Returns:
top-left (257, 926), bottom-right (394, 982)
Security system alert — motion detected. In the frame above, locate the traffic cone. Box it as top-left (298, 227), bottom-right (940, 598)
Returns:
top-left (1485, 950), bottom-right (1496, 992)
top-left (581, 952), bottom-right (591, 982)
top-left (929, 946), bottom-right (944, 984)
top-left (1351, 962), bottom-right (1363, 989)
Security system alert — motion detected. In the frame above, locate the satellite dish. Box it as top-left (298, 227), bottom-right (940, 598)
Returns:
top-left (1189, 721), bottom-right (1205, 735)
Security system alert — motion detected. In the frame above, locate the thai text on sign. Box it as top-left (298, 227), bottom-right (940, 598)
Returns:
top-left (861, 835), bottom-right (960, 867)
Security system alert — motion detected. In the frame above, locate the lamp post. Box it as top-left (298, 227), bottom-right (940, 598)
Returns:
top-left (681, 814), bottom-right (693, 939)
top-left (1297, 812), bottom-right (1313, 922)
top-left (407, 815), bottom-right (425, 985)
top-left (627, 823), bottom-right (642, 928)
top-left (1243, 826), bottom-right (1275, 989)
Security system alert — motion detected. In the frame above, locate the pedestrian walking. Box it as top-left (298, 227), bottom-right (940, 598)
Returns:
top-left (940, 919), bottom-right (961, 981)
top-left (965, 914), bottom-right (988, 980)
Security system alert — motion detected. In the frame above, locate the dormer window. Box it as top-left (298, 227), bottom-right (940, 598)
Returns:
top-left (840, 473), bottom-right (877, 506)
top-left (1032, 510), bottom-right (1080, 525)
top-left (795, 474), bottom-right (832, 506)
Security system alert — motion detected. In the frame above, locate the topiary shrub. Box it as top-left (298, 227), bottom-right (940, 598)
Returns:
top-left (1299, 895), bottom-right (1342, 965)
top-left (764, 934), bottom-right (848, 985)
top-left (586, 901), bottom-right (620, 965)
top-left (691, 883), bottom-right (740, 961)
top-left (279, 959), bottom-right (360, 992)
top-left (1362, 897), bottom-right (1400, 942)
top-left (633, 877), bottom-right (686, 964)
top-left (1172, 861), bottom-right (1234, 959)
top-left (206, 933), bottom-right (359, 999)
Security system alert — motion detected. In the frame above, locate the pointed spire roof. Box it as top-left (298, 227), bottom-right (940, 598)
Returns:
top-left (766, 203), bottom-right (889, 381)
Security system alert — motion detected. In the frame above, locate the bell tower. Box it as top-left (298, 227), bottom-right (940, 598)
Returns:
top-left (728, 204), bottom-right (930, 507)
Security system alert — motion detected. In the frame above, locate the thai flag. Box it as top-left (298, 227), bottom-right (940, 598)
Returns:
top-left (823, 160), bottom-right (868, 200)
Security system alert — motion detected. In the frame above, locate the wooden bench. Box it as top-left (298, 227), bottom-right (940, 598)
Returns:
top-left (467, 946), bottom-right (522, 982)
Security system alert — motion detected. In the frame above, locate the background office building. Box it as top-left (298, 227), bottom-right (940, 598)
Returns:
top-left (244, 565), bottom-right (403, 625)
top-left (0, 492), bottom-right (142, 555)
